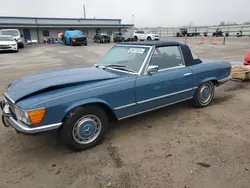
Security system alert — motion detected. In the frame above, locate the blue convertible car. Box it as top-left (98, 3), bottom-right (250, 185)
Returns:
top-left (0, 41), bottom-right (232, 151)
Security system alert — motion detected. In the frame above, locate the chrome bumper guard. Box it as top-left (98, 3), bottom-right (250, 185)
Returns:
top-left (217, 75), bottom-right (232, 86)
top-left (0, 100), bottom-right (62, 134)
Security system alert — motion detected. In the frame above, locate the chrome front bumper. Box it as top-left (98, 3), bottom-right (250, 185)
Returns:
top-left (0, 100), bottom-right (62, 134)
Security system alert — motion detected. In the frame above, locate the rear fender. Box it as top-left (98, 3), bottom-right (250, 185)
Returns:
top-left (199, 77), bottom-right (217, 86)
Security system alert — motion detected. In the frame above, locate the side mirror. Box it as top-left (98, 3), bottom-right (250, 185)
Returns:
top-left (147, 65), bottom-right (159, 75)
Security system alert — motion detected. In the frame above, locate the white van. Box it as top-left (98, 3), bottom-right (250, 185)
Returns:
top-left (0, 29), bottom-right (24, 48)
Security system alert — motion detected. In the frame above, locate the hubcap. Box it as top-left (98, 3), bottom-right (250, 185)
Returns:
top-left (199, 83), bottom-right (212, 104)
top-left (72, 115), bottom-right (102, 144)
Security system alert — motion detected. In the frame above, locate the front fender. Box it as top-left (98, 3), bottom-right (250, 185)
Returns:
top-left (64, 98), bottom-right (116, 118)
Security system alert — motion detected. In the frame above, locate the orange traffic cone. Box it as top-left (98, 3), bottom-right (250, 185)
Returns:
top-left (212, 36), bottom-right (217, 44)
top-left (194, 33), bottom-right (204, 44)
top-left (184, 34), bottom-right (187, 43)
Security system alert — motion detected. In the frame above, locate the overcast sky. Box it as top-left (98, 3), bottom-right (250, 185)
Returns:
top-left (1, 0), bottom-right (249, 27)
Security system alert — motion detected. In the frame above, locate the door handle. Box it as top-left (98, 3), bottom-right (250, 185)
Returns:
top-left (184, 73), bottom-right (192, 76)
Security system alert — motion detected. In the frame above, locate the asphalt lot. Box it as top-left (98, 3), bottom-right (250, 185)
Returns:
top-left (0, 37), bottom-right (250, 188)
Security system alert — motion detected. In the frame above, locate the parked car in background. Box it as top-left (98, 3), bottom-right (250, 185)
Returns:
top-left (0, 29), bottom-right (24, 48)
top-left (0, 41), bottom-right (232, 151)
top-left (62, 29), bottom-right (87, 46)
top-left (133, 30), bottom-right (160, 41)
top-left (93, 33), bottom-right (111, 43)
top-left (0, 35), bottom-right (18, 52)
top-left (176, 28), bottom-right (200, 37)
top-left (113, 31), bottom-right (134, 42)
top-left (212, 28), bottom-right (229, 37)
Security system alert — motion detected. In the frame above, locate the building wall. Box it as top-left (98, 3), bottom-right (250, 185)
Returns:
top-left (37, 28), bottom-right (120, 43)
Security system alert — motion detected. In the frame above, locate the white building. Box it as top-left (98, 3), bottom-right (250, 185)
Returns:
top-left (0, 16), bottom-right (134, 43)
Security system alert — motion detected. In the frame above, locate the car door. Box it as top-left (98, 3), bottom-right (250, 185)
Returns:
top-left (135, 46), bottom-right (195, 113)
top-left (139, 31), bottom-right (146, 40)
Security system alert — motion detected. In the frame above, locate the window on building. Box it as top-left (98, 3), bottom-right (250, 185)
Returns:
top-left (149, 46), bottom-right (184, 70)
top-left (43, 30), bottom-right (50, 37)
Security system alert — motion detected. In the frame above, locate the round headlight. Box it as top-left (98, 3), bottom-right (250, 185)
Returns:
top-left (14, 106), bottom-right (30, 124)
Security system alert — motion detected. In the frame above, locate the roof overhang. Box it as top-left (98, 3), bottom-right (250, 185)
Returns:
top-left (0, 23), bottom-right (134, 28)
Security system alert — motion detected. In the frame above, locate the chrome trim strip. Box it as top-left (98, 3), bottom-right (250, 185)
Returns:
top-left (137, 88), bottom-right (193, 104)
top-left (138, 46), bottom-right (155, 75)
top-left (114, 103), bottom-right (137, 110)
top-left (178, 45), bottom-right (186, 66)
top-left (218, 75), bottom-right (232, 83)
top-left (192, 87), bottom-right (198, 90)
top-left (115, 44), bottom-right (153, 48)
top-left (7, 116), bottom-right (62, 134)
top-left (184, 73), bottom-right (192, 76)
top-left (3, 92), bottom-right (15, 104)
top-left (158, 65), bottom-right (185, 72)
top-left (105, 67), bottom-right (138, 75)
top-left (118, 97), bottom-right (193, 120)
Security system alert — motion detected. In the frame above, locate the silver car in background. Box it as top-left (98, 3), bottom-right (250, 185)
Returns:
top-left (0, 29), bottom-right (24, 48)
top-left (0, 35), bottom-right (18, 53)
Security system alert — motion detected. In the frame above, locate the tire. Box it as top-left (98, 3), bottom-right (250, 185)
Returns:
top-left (60, 105), bottom-right (109, 151)
top-left (192, 81), bottom-right (215, 108)
top-left (84, 43), bottom-right (87, 46)
top-left (63, 38), bottom-right (66, 45)
top-left (18, 43), bottom-right (24, 48)
top-left (70, 39), bottom-right (73, 46)
top-left (147, 36), bottom-right (152, 41)
top-left (134, 36), bottom-right (138, 41)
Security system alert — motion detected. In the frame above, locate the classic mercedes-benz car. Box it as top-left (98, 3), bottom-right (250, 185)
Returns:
top-left (1, 41), bottom-right (232, 151)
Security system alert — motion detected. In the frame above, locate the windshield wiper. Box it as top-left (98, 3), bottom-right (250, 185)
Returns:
top-left (104, 64), bottom-right (136, 73)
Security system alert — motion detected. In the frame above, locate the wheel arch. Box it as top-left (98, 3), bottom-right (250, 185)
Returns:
top-left (62, 98), bottom-right (118, 123)
top-left (199, 77), bottom-right (218, 86)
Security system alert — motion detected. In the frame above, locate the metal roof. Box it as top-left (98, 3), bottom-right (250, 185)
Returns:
top-left (0, 16), bottom-right (121, 21)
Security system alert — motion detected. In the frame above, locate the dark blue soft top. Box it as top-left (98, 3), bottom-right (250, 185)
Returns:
top-left (119, 41), bottom-right (202, 66)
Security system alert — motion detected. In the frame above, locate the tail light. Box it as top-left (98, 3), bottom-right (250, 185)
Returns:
top-left (228, 66), bottom-right (232, 75)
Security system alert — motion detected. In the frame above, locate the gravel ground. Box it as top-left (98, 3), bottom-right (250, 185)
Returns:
top-left (0, 37), bottom-right (250, 188)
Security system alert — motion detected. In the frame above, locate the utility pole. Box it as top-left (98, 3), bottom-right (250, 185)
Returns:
top-left (83, 4), bottom-right (86, 19)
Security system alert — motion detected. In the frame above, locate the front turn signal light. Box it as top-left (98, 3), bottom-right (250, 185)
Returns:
top-left (28, 108), bottom-right (46, 124)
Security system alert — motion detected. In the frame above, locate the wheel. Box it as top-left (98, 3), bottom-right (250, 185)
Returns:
top-left (70, 39), bottom-right (73, 46)
top-left (107, 40), bottom-right (110, 43)
top-left (63, 38), bottom-right (66, 45)
top-left (84, 43), bottom-right (87, 46)
top-left (134, 36), bottom-right (138, 41)
top-left (18, 43), bottom-right (24, 48)
top-left (15, 48), bottom-right (19, 53)
top-left (147, 36), bottom-right (152, 41)
top-left (60, 105), bottom-right (109, 151)
top-left (192, 81), bottom-right (215, 108)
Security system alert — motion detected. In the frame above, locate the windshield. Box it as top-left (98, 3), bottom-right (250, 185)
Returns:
top-left (96, 45), bottom-right (151, 73)
top-left (0, 30), bottom-right (19, 37)
top-left (0, 36), bottom-right (14, 41)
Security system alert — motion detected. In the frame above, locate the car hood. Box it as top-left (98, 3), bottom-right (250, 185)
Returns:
top-left (0, 41), bottom-right (16, 45)
top-left (5, 66), bottom-right (120, 102)
top-left (70, 35), bottom-right (86, 39)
